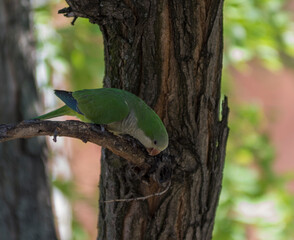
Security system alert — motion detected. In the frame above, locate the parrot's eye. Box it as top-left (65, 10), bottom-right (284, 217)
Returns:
top-left (153, 140), bottom-right (157, 145)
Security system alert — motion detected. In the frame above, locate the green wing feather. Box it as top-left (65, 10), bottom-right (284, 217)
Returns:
top-left (73, 88), bottom-right (130, 124)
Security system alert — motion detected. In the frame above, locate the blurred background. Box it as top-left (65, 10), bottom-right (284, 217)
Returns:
top-left (32, 0), bottom-right (294, 239)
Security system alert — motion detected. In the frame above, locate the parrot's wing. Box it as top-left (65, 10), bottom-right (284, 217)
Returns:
top-left (72, 89), bottom-right (130, 124)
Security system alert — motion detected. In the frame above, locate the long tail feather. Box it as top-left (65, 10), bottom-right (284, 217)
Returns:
top-left (34, 105), bottom-right (75, 120)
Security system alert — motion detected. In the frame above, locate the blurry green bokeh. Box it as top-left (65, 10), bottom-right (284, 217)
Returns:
top-left (34, 0), bottom-right (294, 239)
top-left (224, 0), bottom-right (294, 69)
top-left (215, 0), bottom-right (294, 239)
top-left (57, 19), bottom-right (104, 90)
top-left (34, 1), bottom-right (104, 91)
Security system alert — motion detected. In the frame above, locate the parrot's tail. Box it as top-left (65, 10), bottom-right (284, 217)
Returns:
top-left (34, 105), bottom-right (75, 120)
top-left (55, 90), bottom-right (84, 115)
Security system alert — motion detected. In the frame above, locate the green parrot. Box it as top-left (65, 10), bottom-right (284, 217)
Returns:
top-left (36, 88), bottom-right (168, 156)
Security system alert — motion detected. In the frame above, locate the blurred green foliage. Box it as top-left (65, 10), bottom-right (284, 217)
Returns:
top-left (33, 0), bottom-right (294, 239)
top-left (224, 0), bottom-right (294, 69)
top-left (214, 0), bottom-right (294, 239)
top-left (57, 20), bottom-right (104, 90)
top-left (34, 1), bottom-right (104, 91)
top-left (214, 102), bottom-right (294, 240)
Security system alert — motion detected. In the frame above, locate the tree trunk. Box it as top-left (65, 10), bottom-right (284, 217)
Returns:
top-left (65, 0), bottom-right (229, 239)
top-left (99, 1), bottom-right (229, 239)
top-left (0, 0), bottom-right (57, 239)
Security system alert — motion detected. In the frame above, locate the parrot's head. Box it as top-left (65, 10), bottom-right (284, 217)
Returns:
top-left (146, 130), bottom-right (169, 156)
top-left (136, 116), bottom-right (169, 156)
top-left (137, 131), bottom-right (168, 156)
top-left (127, 97), bottom-right (169, 156)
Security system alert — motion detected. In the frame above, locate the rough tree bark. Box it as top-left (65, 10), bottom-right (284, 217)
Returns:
top-left (0, 0), bottom-right (57, 239)
top-left (60, 0), bottom-right (229, 239)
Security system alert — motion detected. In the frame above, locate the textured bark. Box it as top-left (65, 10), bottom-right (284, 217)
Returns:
top-left (0, 0), bottom-right (57, 239)
top-left (62, 0), bottom-right (229, 239)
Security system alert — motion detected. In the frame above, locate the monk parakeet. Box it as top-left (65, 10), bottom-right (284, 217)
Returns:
top-left (36, 88), bottom-right (168, 155)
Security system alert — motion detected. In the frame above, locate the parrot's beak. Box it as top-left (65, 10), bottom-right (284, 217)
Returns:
top-left (147, 148), bottom-right (161, 156)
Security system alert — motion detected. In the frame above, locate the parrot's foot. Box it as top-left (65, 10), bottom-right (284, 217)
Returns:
top-left (91, 124), bottom-right (106, 133)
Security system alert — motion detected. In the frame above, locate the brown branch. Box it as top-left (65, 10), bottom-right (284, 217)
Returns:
top-left (0, 120), bottom-right (150, 167)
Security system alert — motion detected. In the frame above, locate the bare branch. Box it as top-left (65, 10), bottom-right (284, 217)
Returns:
top-left (0, 120), bottom-right (150, 167)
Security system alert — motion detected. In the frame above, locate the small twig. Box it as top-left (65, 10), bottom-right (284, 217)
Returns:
top-left (71, 16), bottom-right (78, 25)
top-left (53, 129), bottom-right (58, 142)
top-left (104, 181), bottom-right (171, 203)
top-left (58, 6), bottom-right (89, 25)
top-left (58, 7), bottom-right (78, 25)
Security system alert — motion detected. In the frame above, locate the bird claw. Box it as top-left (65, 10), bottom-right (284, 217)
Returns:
top-left (91, 124), bottom-right (105, 133)
top-left (100, 125), bottom-right (105, 132)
